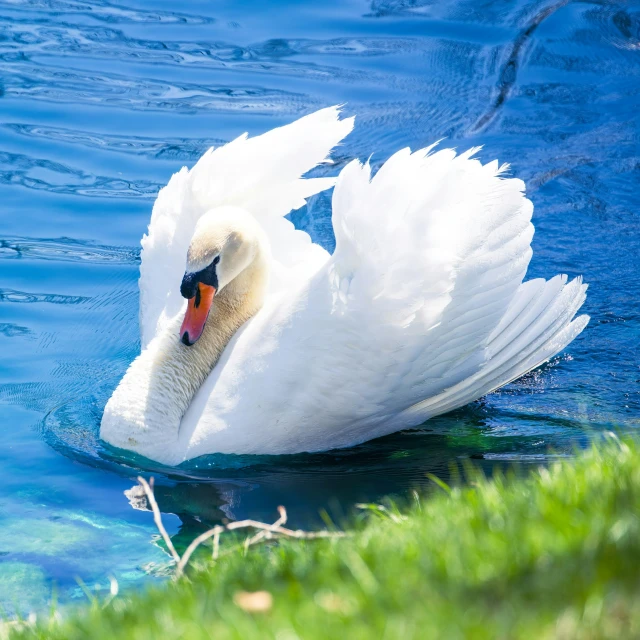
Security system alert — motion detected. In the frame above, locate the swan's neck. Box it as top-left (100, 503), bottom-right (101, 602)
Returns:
top-left (100, 253), bottom-right (268, 464)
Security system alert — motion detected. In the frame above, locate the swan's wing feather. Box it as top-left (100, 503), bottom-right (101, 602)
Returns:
top-left (139, 106), bottom-right (354, 347)
top-left (323, 145), bottom-right (587, 429)
top-left (330, 148), bottom-right (534, 397)
top-left (398, 276), bottom-right (589, 421)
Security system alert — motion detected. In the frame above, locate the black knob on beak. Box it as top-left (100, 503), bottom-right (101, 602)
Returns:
top-left (181, 272), bottom-right (199, 299)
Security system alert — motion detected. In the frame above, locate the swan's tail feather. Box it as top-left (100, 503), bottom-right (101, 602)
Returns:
top-left (399, 275), bottom-right (589, 421)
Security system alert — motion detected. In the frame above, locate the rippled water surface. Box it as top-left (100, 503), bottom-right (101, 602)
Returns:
top-left (0, 0), bottom-right (638, 615)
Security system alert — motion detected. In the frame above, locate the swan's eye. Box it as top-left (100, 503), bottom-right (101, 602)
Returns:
top-left (213, 255), bottom-right (220, 265)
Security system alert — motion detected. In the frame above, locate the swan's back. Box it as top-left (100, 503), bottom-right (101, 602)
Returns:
top-left (176, 143), bottom-right (588, 458)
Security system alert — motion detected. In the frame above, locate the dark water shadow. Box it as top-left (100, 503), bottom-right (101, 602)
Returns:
top-left (42, 390), bottom-right (598, 532)
top-left (471, 0), bottom-right (571, 133)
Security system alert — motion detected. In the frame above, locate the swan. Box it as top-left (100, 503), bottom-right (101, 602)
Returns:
top-left (100, 106), bottom-right (589, 466)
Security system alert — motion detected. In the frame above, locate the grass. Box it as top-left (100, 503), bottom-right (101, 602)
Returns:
top-left (7, 435), bottom-right (640, 639)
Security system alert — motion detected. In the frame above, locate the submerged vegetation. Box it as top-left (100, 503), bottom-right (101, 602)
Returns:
top-left (7, 436), bottom-right (640, 639)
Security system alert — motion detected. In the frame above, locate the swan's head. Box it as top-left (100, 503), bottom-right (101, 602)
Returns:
top-left (179, 206), bottom-right (268, 346)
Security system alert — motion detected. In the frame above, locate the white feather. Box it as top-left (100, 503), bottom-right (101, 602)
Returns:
top-left (106, 109), bottom-right (589, 464)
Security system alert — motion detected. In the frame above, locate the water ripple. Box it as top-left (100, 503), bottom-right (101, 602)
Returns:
top-left (0, 236), bottom-right (140, 264)
top-left (0, 21), bottom-right (432, 62)
top-left (471, 0), bottom-right (571, 133)
top-left (0, 288), bottom-right (89, 304)
top-left (585, 5), bottom-right (640, 51)
top-left (0, 61), bottom-right (313, 114)
top-left (0, 149), bottom-right (161, 197)
top-left (0, 21), bottom-right (429, 90)
top-left (0, 322), bottom-right (32, 337)
top-left (4, 124), bottom-right (222, 161)
top-left (367, 0), bottom-right (433, 19)
top-left (0, 0), bottom-right (216, 25)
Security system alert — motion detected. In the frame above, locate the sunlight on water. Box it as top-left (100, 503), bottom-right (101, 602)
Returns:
top-left (0, 0), bottom-right (638, 615)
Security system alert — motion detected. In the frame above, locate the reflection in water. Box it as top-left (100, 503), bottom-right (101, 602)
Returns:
top-left (0, 0), bottom-right (638, 615)
top-left (113, 394), bottom-right (593, 561)
top-left (124, 482), bottom-right (232, 556)
top-left (48, 389), bottom-right (596, 538)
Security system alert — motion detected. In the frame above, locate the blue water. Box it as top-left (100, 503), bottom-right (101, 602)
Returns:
top-left (0, 0), bottom-right (638, 615)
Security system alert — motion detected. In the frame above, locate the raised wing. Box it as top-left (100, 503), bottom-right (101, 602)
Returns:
top-left (327, 146), bottom-right (587, 435)
top-left (329, 146), bottom-right (533, 396)
top-left (139, 106), bottom-right (354, 348)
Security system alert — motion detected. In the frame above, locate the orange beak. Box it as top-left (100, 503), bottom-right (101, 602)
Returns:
top-left (180, 283), bottom-right (216, 346)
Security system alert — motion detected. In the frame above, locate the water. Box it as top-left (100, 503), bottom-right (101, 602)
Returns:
top-left (0, 0), bottom-right (638, 615)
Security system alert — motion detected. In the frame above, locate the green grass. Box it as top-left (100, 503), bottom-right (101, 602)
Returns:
top-left (7, 436), bottom-right (640, 639)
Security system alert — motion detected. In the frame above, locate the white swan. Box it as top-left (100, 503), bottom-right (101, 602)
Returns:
top-left (100, 106), bottom-right (589, 466)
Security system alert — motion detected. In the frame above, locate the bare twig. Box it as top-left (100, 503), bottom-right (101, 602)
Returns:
top-left (137, 478), bottom-right (346, 579)
top-left (176, 525), bottom-right (223, 577)
top-left (212, 528), bottom-right (221, 560)
top-left (243, 505), bottom-right (288, 552)
top-left (176, 514), bottom-right (346, 576)
top-left (137, 476), bottom-right (181, 563)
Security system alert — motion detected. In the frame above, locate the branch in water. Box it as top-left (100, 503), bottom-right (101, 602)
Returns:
top-left (137, 476), bottom-right (181, 564)
top-left (136, 477), bottom-right (347, 579)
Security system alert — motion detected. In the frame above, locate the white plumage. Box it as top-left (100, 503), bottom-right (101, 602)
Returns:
top-left (101, 106), bottom-right (588, 465)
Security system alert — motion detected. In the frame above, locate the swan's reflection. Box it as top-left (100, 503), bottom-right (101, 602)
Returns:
top-left (121, 413), bottom-right (580, 558)
top-left (124, 479), bottom-right (251, 555)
